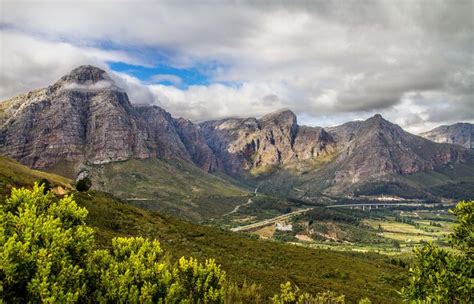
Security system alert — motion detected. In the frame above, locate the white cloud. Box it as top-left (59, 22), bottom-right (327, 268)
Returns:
top-left (0, 0), bottom-right (473, 132)
top-left (0, 30), bottom-right (145, 100)
top-left (149, 74), bottom-right (182, 86)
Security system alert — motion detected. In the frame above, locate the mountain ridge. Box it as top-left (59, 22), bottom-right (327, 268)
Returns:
top-left (1, 65), bottom-right (472, 200)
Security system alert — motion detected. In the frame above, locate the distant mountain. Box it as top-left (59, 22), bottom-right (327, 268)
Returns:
top-left (420, 123), bottom-right (473, 149)
top-left (327, 115), bottom-right (466, 183)
top-left (200, 109), bottom-right (336, 175)
top-left (239, 114), bottom-right (473, 199)
top-left (1, 65), bottom-right (472, 201)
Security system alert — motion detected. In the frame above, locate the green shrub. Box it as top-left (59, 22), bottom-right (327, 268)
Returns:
top-left (224, 281), bottom-right (263, 304)
top-left (0, 183), bottom-right (94, 302)
top-left (401, 200), bottom-right (473, 303)
top-left (272, 282), bottom-right (345, 304)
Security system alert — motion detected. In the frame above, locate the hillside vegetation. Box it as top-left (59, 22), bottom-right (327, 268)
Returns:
top-left (88, 158), bottom-right (251, 221)
top-left (0, 156), bottom-right (406, 302)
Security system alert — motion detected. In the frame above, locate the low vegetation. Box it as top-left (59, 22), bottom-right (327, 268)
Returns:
top-left (0, 157), bottom-right (406, 302)
top-left (400, 200), bottom-right (473, 303)
top-left (88, 158), bottom-right (251, 221)
top-left (1, 184), bottom-right (385, 303)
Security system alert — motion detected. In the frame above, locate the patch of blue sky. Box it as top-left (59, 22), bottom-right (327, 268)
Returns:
top-left (107, 54), bottom-right (240, 89)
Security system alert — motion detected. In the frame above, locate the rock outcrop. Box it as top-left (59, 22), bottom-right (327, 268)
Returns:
top-left (420, 123), bottom-right (473, 149)
top-left (200, 109), bottom-right (337, 174)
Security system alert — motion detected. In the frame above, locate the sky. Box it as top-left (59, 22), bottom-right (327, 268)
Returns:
top-left (0, 0), bottom-right (473, 133)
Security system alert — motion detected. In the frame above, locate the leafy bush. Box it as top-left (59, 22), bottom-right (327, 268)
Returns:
top-left (0, 184), bottom-right (94, 302)
top-left (224, 281), bottom-right (263, 303)
top-left (88, 237), bottom-right (171, 302)
top-left (0, 184), bottom-right (226, 303)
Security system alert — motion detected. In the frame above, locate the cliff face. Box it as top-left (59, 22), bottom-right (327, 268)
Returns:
top-left (200, 109), bottom-right (337, 174)
top-left (0, 66), bottom-right (215, 174)
top-left (420, 123), bottom-right (473, 149)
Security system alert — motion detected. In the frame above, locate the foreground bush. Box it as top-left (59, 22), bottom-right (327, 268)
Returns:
top-left (401, 200), bottom-right (473, 303)
top-left (0, 184), bottom-right (226, 303)
top-left (0, 184), bottom-right (94, 302)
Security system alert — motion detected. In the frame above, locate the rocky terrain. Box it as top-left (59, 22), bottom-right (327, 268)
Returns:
top-left (200, 109), bottom-right (336, 175)
top-left (1, 65), bottom-right (472, 198)
top-left (326, 115), bottom-right (468, 186)
top-left (420, 123), bottom-right (473, 149)
top-left (0, 66), bottom-right (215, 176)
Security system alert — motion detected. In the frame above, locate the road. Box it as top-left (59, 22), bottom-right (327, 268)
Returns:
top-left (223, 188), bottom-right (258, 217)
top-left (230, 207), bottom-right (313, 232)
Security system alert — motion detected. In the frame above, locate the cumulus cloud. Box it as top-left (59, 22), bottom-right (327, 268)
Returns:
top-left (0, 0), bottom-right (473, 132)
top-left (149, 74), bottom-right (183, 86)
top-left (0, 30), bottom-right (145, 100)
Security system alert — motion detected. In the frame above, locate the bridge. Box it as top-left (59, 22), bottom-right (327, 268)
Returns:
top-left (326, 202), bottom-right (454, 211)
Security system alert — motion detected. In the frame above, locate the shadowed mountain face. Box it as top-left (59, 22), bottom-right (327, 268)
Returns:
top-left (420, 123), bottom-right (473, 149)
top-left (0, 65), bottom-right (472, 198)
top-left (325, 115), bottom-right (469, 189)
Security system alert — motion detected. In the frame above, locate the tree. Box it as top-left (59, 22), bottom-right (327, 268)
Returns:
top-left (401, 200), bottom-right (473, 303)
top-left (37, 178), bottom-right (52, 194)
top-left (75, 177), bottom-right (92, 192)
top-left (0, 183), bottom-right (94, 302)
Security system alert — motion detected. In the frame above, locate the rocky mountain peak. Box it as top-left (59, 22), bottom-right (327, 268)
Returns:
top-left (364, 113), bottom-right (387, 125)
top-left (52, 65), bottom-right (117, 92)
top-left (259, 108), bottom-right (296, 127)
top-left (63, 65), bottom-right (112, 83)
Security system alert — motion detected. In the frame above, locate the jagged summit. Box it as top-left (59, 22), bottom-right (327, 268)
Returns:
top-left (260, 108), bottom-right (296, 121)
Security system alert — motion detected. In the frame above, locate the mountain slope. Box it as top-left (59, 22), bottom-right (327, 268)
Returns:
top-left (420, 122), bottom-right (473, 149)
top-left (0, 65), bottom-right (216, 176)
top-left (0, 156), bottom-right (406, 302)
top-left (1, 65), bottom-right (472, 203)
top-left (250, 115), bottom-right (473, 200)
top-left (88, 158), bottom-right (250, 221)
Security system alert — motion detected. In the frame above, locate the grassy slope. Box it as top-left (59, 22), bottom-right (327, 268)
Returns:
top-left (88, 158), bottom-right (251, 221)
top-left (252, 156), bottom-right (474, 201)
top-left (0, 155), bottom-right (72, 194)
top-left (0, 156), bottom-right (406, 303)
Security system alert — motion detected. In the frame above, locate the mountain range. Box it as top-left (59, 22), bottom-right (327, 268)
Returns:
top-left (1, 65), bottom-right (473, 211)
